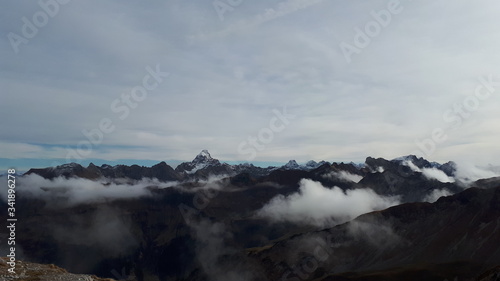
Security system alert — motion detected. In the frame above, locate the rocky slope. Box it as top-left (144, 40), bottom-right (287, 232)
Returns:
top-left (0, 257), bottom-right (115, 281)
top-left (251, 186), bottom-right (500, 281)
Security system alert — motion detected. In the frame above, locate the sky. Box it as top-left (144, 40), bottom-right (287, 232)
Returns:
top-left (1, 0), bottom-right (500, 171)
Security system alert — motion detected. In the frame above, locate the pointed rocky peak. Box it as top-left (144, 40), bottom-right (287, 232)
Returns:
top-left (305, 160), bottom-right (328, 170)
top-left (440, 161), bottom-right (457, 176)
top-left (305, 160), bottom-right (318, 168)
top-left (86, 163), bottom-right (100, 174)
top-left (153, 161), bottom-right (169, 168)
top-left (100, 164), bottom-right (113, 169)
top-left (150, 161), bottom-right (182, 181)
top-left (175, 150), bottom-right (222, 175)
top-left (283, 160), bottom-right (300, 169)
top-left (192, 149), bottom-right (217, 164)
top-left (198, 149), bottom-right (211, 158)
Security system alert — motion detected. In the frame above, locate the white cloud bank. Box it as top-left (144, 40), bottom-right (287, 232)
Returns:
top-left (453, 162), bottom-right (500, 185)
top-left (404, 161), bottom-right (455, 183)
top-left (323, 171), bottom-right (363, 183)
top-left (0, 174), bottom-right (180, 206)
top-left (423, 189), bottom-right (452, 203)
top-left (257, 179), bottom-right (400, 227)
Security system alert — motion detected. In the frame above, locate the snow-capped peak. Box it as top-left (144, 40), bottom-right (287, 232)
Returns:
top-left (281, 160), bottom-right (327, 170)
top-left (193, 149), bottom-right (214, 163)
top-left (176, 150), bottom-right (222, 174)
top-left (198, 149), bottom-right (211, 158)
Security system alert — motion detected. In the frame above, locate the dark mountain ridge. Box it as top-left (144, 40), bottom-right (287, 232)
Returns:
top-left (251, 185), bottom-right (500, 280)
top-left (6, 152), bottom-right (499, 280)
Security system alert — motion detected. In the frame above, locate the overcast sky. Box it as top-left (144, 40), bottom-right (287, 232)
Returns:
top-left (1, 0), bottom-right (500, 170)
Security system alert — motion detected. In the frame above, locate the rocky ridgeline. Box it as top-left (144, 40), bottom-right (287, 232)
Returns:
top-left (24, 150), bottom-right (457, 184)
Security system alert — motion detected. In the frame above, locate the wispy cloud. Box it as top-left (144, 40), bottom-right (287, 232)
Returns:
top-left (423, 188), bottom-right (452, 203)
top-left (404, 160), bottom-right (455, 183)
top-left (189, 219), bottom-right (257, 281)
top-left (322, 170), bottom-right (363, 183)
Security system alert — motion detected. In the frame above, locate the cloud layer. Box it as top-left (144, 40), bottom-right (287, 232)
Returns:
top-left (257, 179), bottom-right (400, 226)
top-left (0, 174), bottom-right (177, 206)
top-left (453, 162), bottom-right (500, 184)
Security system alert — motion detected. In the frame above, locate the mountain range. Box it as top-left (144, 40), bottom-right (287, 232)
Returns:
top-left (1, 151), bottom-right (499, 280)
top-left (23, 150), bottom-right (456, 183)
